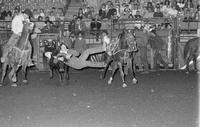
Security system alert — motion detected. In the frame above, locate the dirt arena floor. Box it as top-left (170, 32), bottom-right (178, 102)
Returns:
top-left (0, 69), bottom-right (198, 127)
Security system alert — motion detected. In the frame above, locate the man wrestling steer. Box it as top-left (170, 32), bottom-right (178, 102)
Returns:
top-left (45, 43), bottom-right (106, 70)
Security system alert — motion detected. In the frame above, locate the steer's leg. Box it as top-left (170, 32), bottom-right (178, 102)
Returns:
top-left (129, 58), bottom-right (138, 84)
top-left (108, 62), bottom-right (118, 85)
top-left (0, 63), bottom-right (8, 86)
top-left (118, 62), bottom-right (127, 88)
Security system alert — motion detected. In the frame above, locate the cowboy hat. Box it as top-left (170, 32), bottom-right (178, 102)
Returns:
top-left (23, 8), bottom-right (33, 18)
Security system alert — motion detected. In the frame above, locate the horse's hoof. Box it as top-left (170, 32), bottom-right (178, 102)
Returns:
top-left (122, 83), bottom-right (128, 88)
top-left (12, 77), bottom-right (17, 83)
top-left (185, 71), bottom-right (189, 74)
top-left (132, 78), bottom-right (138, 84)
top-left (108, 77), bottom-right (113, 85)
top-left (11, 83), bottom-right (17, 87)
top-left (0, 83), bottom-right (3, 87)
top-left (22, 80), bottom-right (28, 84)
top-left (100, 75), bottom-right (104, 80)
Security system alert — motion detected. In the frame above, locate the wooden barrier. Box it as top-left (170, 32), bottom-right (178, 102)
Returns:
top-left (36, 33), bottom-right (59, 71)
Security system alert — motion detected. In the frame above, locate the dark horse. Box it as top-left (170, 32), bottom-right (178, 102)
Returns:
top-left (0, 21), bottom-right (34, 86)
top-left (183, 37), bottom-right (200, 73)
top-left (100, 30), bottom-right (138, 87)
top-left (44, 41), bottom-right (69, 84)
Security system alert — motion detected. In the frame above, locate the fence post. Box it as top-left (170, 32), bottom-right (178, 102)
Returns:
top-left (172, 17), bottom-right (180, 69)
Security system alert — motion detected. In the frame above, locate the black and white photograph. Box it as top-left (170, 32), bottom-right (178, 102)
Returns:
top-left (0, 0), bottom-right (199, 127)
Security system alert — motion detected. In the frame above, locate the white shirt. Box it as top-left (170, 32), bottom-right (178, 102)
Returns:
top-left (102, 35), bottom-right (111, 50)
top-left (11, 13), bottom-right (30, 35)
top-left (60, 44), bottom-right (69, 54)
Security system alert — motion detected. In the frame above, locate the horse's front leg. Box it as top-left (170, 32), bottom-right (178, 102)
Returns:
top-left (108, 63), bottom-right (118, 85)
top-left (0, 63), bottom-right (8, 86)
top-left (22, 65), bottom-right (28, 84)
top-left (64, 65), bottom-right (69, 80)
top-left (100, 54), bottom-right (112, 79)
top-left (129, 58), bottom-right (138, 84)
top-left (118, 62), bottom-right (127, 88)
top-left (9, 65), bottom-right (19, 87)
top-left (193, 55), bottom-right (197, 71)
top-left (185, 55), bottom-right (193, 74)
top-left (100, 60), bottom-right (112, 79)
top-left (49, 67), bottom-right (54, 79)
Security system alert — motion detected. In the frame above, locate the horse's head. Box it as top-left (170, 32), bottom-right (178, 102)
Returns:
top-left (22, 21), bottom-right (34, 33)
top-left (106, 37), bottom-right (120, 56)
top-left (126, 31), bottom-right (138, 52)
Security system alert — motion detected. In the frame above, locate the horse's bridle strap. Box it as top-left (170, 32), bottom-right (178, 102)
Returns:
top-left (13, 46), bottom-right (22, 52)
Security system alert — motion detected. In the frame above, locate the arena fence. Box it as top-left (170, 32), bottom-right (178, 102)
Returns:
top-left (0, 18), bottom-right (199, 71)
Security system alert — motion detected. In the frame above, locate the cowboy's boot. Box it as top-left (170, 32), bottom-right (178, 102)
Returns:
top-left (28, 59), bottom-right (35, 67)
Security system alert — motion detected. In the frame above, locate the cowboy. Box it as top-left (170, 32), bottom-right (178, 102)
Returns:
top-left (148, 29), bottom-right (168, 70)
top-left (101, 30), bottom-right (111, 52)
top-left (1, 8), bottom-right (34, 66)
top-left (45, 44), bottom-right (106, 70)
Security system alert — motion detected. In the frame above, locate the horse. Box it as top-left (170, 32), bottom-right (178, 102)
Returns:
top-left (0, 21), bottom-right (34, 86)
top-left (183, 37), bottom-right (200, 73)
top-left (44, 41), bottom-right (69, 84)
top-left (100, 30), bottom-right (138, 88)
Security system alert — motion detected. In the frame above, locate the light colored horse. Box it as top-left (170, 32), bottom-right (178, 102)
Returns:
top-left (0, 21), bottom-right (34, 86)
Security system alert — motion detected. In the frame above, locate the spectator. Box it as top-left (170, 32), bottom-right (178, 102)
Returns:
top-left (138, 28), bottom-right (149, 73)
top-left (66, 32), bottom-right (76, 49)
top-left (193, 5), bottom-right (200, 20)
top-left (36, 16), bottom-right (45, 29)
top-left (0, 10), bottom-right (7, 20)
top-left (183, 8), bottom-right (193, 21)
top-left (106, 3), bottom-right (117, 19)
top-left (115, 4), bottom-right (121, 17)
top-left (148, 29), bottom-right (168, 70)
top-left (41, 20), bottom-right (54, 33)
top-left (84, 6), bottom-right (91, 18)
top-left (143, 6), bottom-right (154, 18)
top-left (68, 15), bottom-right (77, 33)
top-left (5, 11), bottom-right (12, 21)
top-left (134, 10), bottom-right (142, 19)
top-left (74, 32), bottom-right (88, 55)
top-left (33, 9), bottom-right (39, 21)
top-left (153, 6), bottom-right (164, 17)
top-left (39, 8), bottom-right (45, 19)
top-left (146, 2), bottom-right (154, 12)
top-left (77, 8), bottom-right (84, 19)
top-left (106, 1), bottom-right (113, 12)
top-left (128, 14), bottom-right (134, 19)
top-left (130, 1), bottom-right (138, 16)
top-left (99, 4), bottom-right (107, 19)
top-left (12, 6), bottom-right (20, 18)
top-left (120, 3), bottom-right (127, 15)
top-left (90, 14), bottom-right (102, 31)
top-left (90, 14), bottom-right (102, 40)
top-left (90, 7), bottom-right (96, 19)
top-left (57, 11), bottom-right (65, 21)
top-left (49, 11), bottom-right (56, 22)
top-left (82, 4), bottom-right (88, 15)
top-left (74, 17), bottom-right (86, 34)
top-left (51, 7), bottom-right (56, 15)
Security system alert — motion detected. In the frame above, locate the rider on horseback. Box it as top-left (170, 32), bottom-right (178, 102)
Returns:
top-left (101, 30), bottom-right (111, 53)
top-left (1, 8), bottom-right (34, 66)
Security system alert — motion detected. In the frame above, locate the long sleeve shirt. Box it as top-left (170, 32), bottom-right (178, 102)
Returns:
top-left (11, 13), bottom-right (29, 35)
top-left (74, 38), bottom-right (87, 54)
